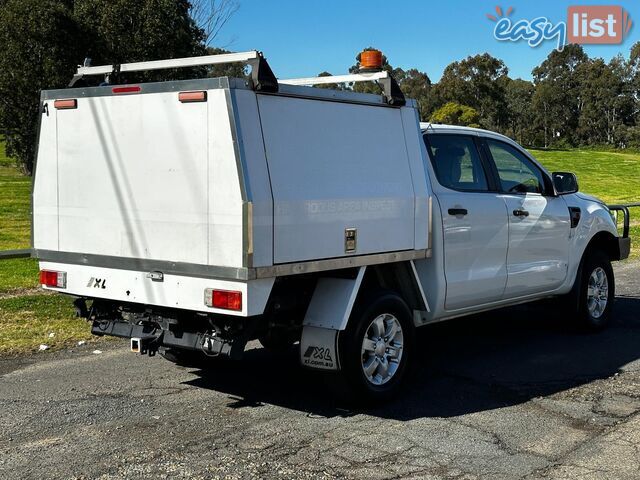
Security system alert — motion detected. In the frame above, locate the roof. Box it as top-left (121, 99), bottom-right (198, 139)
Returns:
top-left (419, 123), bottom-right (521, 147)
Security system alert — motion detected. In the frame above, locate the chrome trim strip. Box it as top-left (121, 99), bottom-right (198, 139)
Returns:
top-left (34, 249), bottom-right (431, 281)
top-left (34, 249), bottom-right (251, 281)
top-left (254, 249), bottom-right (430, 278)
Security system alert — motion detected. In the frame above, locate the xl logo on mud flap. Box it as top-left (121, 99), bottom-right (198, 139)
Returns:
top-left (87, 277), bottom-right (107, 289)
top-left (302, 346), bottom-right (334, 369)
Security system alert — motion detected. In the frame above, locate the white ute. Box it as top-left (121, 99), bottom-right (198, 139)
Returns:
top-left (33, 51), bottom-right (631, 402)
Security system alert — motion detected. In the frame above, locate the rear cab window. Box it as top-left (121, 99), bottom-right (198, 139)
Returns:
top-left (423, 134), bottom-right (489, 192)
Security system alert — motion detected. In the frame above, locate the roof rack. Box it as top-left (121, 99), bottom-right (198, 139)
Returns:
top-left (279, 71), bottom-right (389, 86)
top-left (280, 70), bottom-right (405, 106)
top-left (68, 50), bottom-right (406, 106)
top-left (68, 50), bottom-right (279, 93)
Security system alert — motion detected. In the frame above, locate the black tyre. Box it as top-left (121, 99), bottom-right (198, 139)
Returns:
top-left (336, 291), bottom-right (415, 404)
top-left (575, 250), bottom-right (615, 331)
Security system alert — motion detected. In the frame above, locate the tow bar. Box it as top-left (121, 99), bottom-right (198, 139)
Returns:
top-left (130, 336), bottom-right (161, 356)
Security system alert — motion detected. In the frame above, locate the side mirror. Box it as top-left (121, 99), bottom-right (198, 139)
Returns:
top-left (552, 172), bottom-right (579, 195)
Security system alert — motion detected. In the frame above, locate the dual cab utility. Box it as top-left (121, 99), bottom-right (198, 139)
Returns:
top-left (33, 51), bottom-right (631, 401)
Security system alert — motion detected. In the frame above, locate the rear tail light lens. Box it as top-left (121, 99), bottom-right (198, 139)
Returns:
top-left (39, 270), bottom-right (67, 288)
top-left (112, 85), bottom-right (141, 94)
top-left (204, 288), bottom-right (242, 311)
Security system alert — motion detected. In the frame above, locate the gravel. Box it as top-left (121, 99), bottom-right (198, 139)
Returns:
top-left (1, 261), bottom-right (639, 479)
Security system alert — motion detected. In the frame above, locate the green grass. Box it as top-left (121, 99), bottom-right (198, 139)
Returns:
top-left (0, 140), bottom-right (30, 250)
top-left (0, 140), bottom-right (37, 296)
top-left (0, 140), bottom-right (97, 355)
top-left (530, 149), bottom-right (640, 259)
top-left (529, 149), bottom-right (640, 204)
top-left (0, 294), bottom-right (96, 356)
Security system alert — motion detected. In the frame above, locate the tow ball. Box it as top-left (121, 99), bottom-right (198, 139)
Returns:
top-left (130, 337), bottom-right (159, 356)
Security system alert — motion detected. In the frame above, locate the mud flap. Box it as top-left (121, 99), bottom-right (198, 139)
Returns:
top-left (300, 326), bottom-right (340, 371)
top-left (298, 267), bottom-right (366, 371)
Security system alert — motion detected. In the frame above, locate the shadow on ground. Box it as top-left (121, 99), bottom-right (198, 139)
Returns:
top-left (184, 295), bottom-right (640, 419)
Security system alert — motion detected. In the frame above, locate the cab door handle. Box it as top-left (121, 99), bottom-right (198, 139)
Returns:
top-left (513, 209), bottom-right (529, 217)
top-left (448, 208), bottom-right (468, 216)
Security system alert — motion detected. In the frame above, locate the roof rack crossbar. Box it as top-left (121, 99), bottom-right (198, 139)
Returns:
top-left (280, 71), bottom-right (405, 107)
top-left (279, 71), bottom-right (390, 86)
top-left (75, 50), bottom-right (260, 77)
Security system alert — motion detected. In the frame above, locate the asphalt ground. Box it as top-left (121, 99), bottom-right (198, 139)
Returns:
top-left (1, 261), bottom-right (639, 479)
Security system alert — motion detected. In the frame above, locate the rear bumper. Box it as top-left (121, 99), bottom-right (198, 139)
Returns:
top-left (38, 260), bottom-right (274, 317)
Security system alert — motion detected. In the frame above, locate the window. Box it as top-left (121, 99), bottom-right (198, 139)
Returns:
top-left (424, 134), bottom-right (489, 191)
top-left (486, 139), bottom-right (545, 194)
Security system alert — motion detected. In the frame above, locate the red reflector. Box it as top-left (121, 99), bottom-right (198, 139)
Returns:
top-left (179, 91), bottom-right (207, 103)
top-left (39, 270), bottom-right (66, 288)
top-left (112, 86), bottom-right (141, 94)
top-left (205, 289), bottom-right (242, 311)
top-left (54, 99), bottom-right (77, 110)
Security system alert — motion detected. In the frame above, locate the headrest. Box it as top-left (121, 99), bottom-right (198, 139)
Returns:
top-left (434, 146), bottom-right (465, 158)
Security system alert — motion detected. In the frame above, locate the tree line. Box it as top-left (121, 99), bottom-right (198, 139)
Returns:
top-left (325, 44), bottom-right (640, 151)
top-left (1, 0), bottom-right (639, 174)
top-left (0, 0), bottom-right (240, 174)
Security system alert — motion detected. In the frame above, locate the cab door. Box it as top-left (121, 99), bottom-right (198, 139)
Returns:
top-left (482, 138), bottom-right (571, 297)
top-left (424, 134), bottom-right (509, 310)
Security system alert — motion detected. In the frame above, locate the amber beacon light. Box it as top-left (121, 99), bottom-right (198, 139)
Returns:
top-left (359, 49), bottom-right (383, 72)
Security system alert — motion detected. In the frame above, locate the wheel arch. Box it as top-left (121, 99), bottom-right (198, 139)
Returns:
top-left (585, 230), bottom-right (624, 262)
top-left (355, 261), bottom-right (429, 327)
top-left (567, 230), bottom-right (618, 309)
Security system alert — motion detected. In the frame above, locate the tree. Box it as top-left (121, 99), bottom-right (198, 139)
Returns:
top-left (505, 78), bottom-right (535, 145)
top-left (531, 44), bottom-right (588, 147)
top-left (0, 0), bottom-right (83, 174)
top-left (0, 0), bottom-right (221, 173)
top-left (429, 102), bottom-right (480, 127)
top-left (189, 0), bottom-right (239, 46)
top-left (432, 53), bottom-right (509, 131)
top-left (577, 57), bottom-right (632, 146)
top-left (73, 0), bottom-right (206, 81)
top-left (394, 68), bottom-right (434, 121)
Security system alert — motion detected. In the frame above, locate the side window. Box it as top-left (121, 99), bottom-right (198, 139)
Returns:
top-left (424, 134), bottom-right (489, 192)
top-left (486, 139), bottom-right (545, 194)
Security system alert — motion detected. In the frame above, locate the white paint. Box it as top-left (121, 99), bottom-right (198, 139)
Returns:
top-left (303, 267), bottom-right (366, 330)
top-left (257, 95), bottom-right (418, 263)
top-left (39, 261), bottom-right (274, 317)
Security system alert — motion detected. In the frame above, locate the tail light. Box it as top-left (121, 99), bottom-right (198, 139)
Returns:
top-left (112, 86), bottom-right (141, 94)
top-left (39, 270), bottom-right (67, 289)
top-left (204, 288), bottom-right (242, 311)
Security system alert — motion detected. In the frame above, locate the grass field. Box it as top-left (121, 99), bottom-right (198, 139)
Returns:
top-left (0, 141), bottom-right (95, 355)
top-left (530, 148), bottom-right (640, 255)
top-left (0, 141), bottom-right (638, 355)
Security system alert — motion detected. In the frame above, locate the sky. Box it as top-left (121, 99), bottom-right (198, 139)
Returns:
top-left (214, 0), bottom-right (640, 82)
